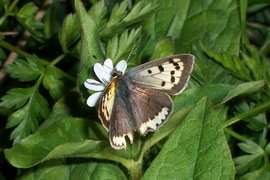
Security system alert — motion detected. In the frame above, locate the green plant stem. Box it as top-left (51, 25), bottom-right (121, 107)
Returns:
top-left (224, 128), bottom-right (246, 141)
top-left (127, 160), bottom-right (143, 180)
top-left (8, 0), bottom-right (20, 12)
top-left (0, 0), bottom-right (20, 25)
top-left (0, 40), bottom-right (31, 59)
top-left (47, 54), bottom-right (76, 82)
top-left (0, 39), bottom-right (76, 82)
top-left (247, 22), bottom-right (270, 31)
top-left (222, 101), bottom-right (270, 128)
top-left (239, 0), bottom-right (247, 44)
top-left (49, 54), bottom-right (66, 66)
top-left (53, 67), bottom-right (76, 82)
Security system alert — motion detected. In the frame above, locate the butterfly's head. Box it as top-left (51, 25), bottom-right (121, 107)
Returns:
top-left (112, 69), bottom-right (123, 78)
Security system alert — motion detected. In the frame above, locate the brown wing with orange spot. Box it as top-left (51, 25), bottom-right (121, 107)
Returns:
top-left (98, 80), bottom-right (116, 131)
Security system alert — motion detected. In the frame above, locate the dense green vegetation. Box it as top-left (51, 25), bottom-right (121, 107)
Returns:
top-left (0, 0), bottom-right (270, 179)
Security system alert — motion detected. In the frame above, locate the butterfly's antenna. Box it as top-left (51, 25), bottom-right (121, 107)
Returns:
top-left (93, 55), bottom-right (104, 63)
top-left (98, 38), bottom-right (107, 58)
top-left (126, 35), bottom-right (141, 63)
top-left (191, 74), bottom-right (204, 86)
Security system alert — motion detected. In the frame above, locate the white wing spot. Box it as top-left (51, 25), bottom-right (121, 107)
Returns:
top-left (111, 133), bottom-right (133, 150)
top-left (139, 107), bottom-right (169, 134)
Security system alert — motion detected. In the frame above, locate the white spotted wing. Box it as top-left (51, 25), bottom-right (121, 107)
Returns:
top-left (126, 54), bottom-right (194, 95)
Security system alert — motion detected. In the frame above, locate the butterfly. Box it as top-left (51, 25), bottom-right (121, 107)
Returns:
top-left (84, 54), bottom-right (194, 150)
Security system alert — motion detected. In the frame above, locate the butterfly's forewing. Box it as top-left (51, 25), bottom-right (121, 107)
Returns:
top-left (126, 54), bottom-right (194, 95)
top-left (98, 80), bottom-right (116, 131)
top-left (128, 84), bottom-right (173, 135)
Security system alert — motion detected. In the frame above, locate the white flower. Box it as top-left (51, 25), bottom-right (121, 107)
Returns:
top-left (84, 58), bottom-right (127, 107)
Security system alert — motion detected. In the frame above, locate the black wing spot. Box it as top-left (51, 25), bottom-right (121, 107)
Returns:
top-left (175, 66), bottom-right (180, 70)
top-left (161, 81), bottom-right (166, 86)
top-left (173, 62), bottom-right (179, 66)
top-left (158, 65), bottom-right (164, 72)
top-left (148, 69), bottom-right (152, 74)
top-left (171, 71), bottom-right (175, 75)
top-left (171, 76), bottom-right (175, 83)
top-left (106, 109), bottom-right (109, 117)
top-left (169, 58), bottom-right (174, 63)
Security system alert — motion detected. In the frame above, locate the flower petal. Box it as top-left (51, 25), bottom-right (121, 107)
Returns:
top-left (115, 60), bottom-right (127, 74)
top-left (94, 63), bottom-right (111, 84)
top-left (84, 79), bottom-right (105, 91)
top-left (86, 92), bottom-right (103, 107)
top-left (103, 58), bottom-right (113, 75)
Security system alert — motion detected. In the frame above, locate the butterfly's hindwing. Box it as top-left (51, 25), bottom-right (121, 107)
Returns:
top-left (127, 84), bottom-right (173, 135)
top-left (109, 80), bottom-right (134, 149)
top-left (126, 54), bottom-right (194, 95)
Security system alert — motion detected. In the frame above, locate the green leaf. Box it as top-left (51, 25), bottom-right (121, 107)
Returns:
top-left (266, 143), bottom-right (270, 155)
top-left (42, 67), bottom-right (65, 100)
top-left (173, 84), bottom-right (234, 111)
top-left (106, 34), bottom-right (119, 59)
top-left (100, 0), bottom-right (159, 38)
top-left (191, 46), bottom-right (240, 85)
top-left (214, 105), bottom-right (229, 122)
top-left (107, 28), bottom-right (142, 63)
top-left (142, 97), bottom-right (235, 179)
top-left (234, 101), bottom-right (267, 131)
top-left (107, 0), bottom-right (128, 28)
top-left (75, 0), bottom-right (104, 93)
top-left (18, 159), bottom-right (127, 180)
top-left (5, 117), bottom-right (131, 168)
top-left (220, 81), bottom-right (265, 104)
top-left (239, 164), bottom-right (270, 180)
top-left (37, 91), bottom-right (107, 140)
top-left (122, 1), bottom-right (160, 25)
top-left (37, 93), bottom-right (74, 132)
top-left (2, 86), bottom-right (50, 142)
top-left (242, 53), bottom-right (261, 80)
top-left (0, 88), bottom-right (32, 109)
top-left (141, 106), bottom-right (193, 156)
top-left (5, 118), bottom-right (89, 168)
top-left (174, 82), bottom-right (265, 112)
top-left (151, 37), bottom-right (173, 60)
top-left (16, 2), bottom-right (44, 42)
top-left (143, 0), bottom-right (241, 56)
top-left (5, 56), bottom-right (44, 82)
top-left (88, 0), bottom-right (107, 28)
top-left (207, 51), bottom-right (252, 81)
top-left (59, 13), bottom-right (80, 53)
top-left (16, 2), bottom-right (38, 18)
top-left (235, 140), bottom-right (264, 174)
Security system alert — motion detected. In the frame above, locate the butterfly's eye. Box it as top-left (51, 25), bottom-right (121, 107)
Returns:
top-left (113, 72), bottom-right (121, 77)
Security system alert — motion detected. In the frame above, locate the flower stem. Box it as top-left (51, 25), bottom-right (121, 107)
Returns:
top-left (222, 101), bottom-right (270, 128)
top-left (0, 40), bottom-right (30, 59)
top-left (127, 160), bottom-right (143, 180)
top-left (239, 0), bottom-right (247, 44)
top-left (47, 54), bottom-right (76, 82)
top-left (8, 0), bottom-right (20, 12)
top-left (49, 54), bottom-right (66, 66)
top-left (224, 128), bottom-right (246, 141)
